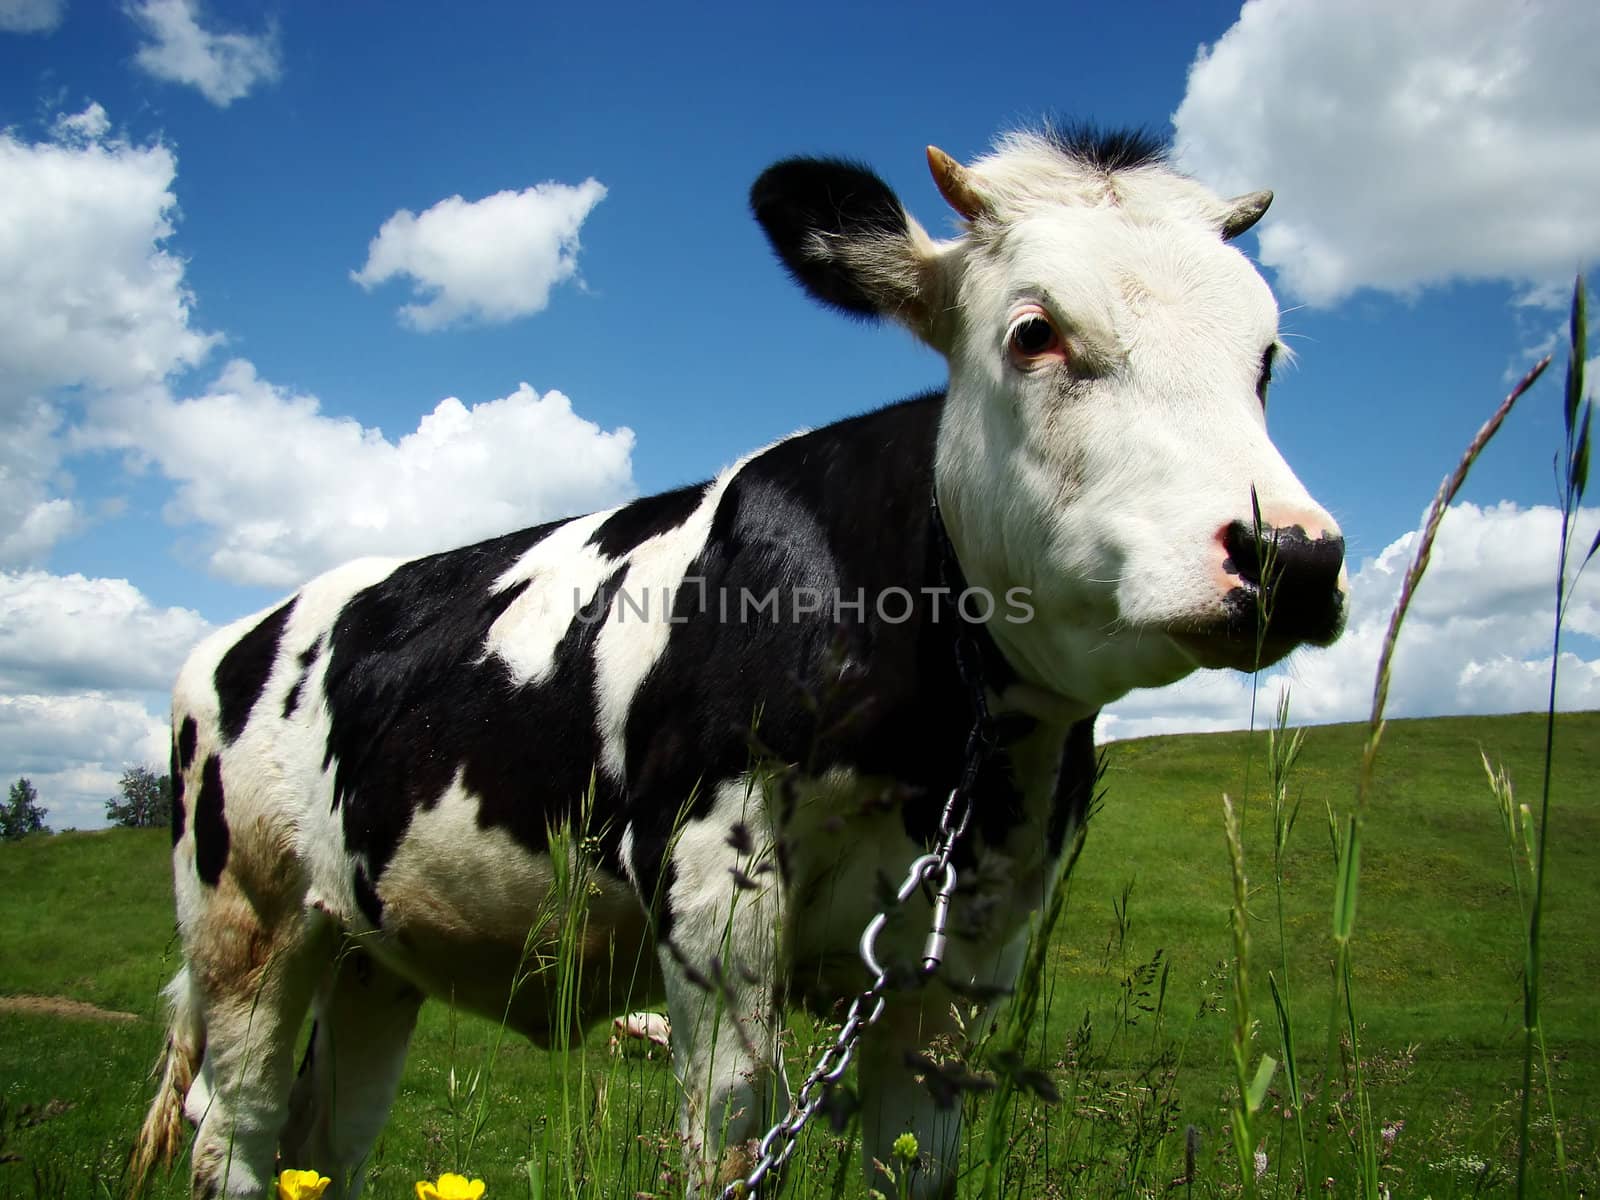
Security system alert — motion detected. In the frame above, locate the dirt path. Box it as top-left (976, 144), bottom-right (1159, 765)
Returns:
top-left (0, 994), bottom-right (139, 1023)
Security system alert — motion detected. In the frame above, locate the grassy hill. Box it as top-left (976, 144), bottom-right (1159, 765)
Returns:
top-left (1, 711), bottom-right (1595, 1197)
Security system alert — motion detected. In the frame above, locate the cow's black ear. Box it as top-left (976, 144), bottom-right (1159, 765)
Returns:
top-left (750, 157), bottom-right (930, 325)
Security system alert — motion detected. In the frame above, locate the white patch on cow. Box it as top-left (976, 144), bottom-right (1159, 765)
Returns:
top-left (376, 769), bottom-right (556, 943)
top-left (483, 509), bottom-right (614, 686)
top-left (663, 774), bottom-right (777, 949)
top-left (590, 463), bottom-right (744, 779)
top-left (182, 1059), bottom-right (212, 1130)
top-left (616, 821), bottom-right (638, 892)
top-left (658, 775), bottom-right (789, 1189)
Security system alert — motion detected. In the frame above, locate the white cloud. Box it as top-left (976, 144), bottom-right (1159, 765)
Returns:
top-left (0, 568), bottom-right (207, 830)
top-left (0, 0), bottom-right (64, 34)
top-left (50, 100), bottom-right (109, 142)
top-left (0, 107), bottom-right (216, 400)
top-left (1172, 0), bottom-right (1600, 306)
top-left (1100, 501), bottom-right (1600, 741)
top-left (0, 570), bottom-right (210, 694)
top-left (127, 0), bottom-right (280, 107)
top-left (0, 400), bottom-right (80, 566)
top-left (95, 360), bottom-right (636, 587)
top-left (0, 103), bottom-right (215, 565)
top-left (352, 180), bottom-right (607, 331)
top-left (0, 692), bottom-right (170, 831)
top-left (0, 103), bottom-right (633, 592)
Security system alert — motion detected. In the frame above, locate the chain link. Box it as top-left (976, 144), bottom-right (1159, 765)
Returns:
top-left (720, 503), bottom-right (993, 1197)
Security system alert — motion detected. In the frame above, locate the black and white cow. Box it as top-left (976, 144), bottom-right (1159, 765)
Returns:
top-left (132, 126), bottom-right (1345, 1199)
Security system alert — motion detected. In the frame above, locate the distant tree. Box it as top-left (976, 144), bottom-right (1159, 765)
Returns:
top-left (2, 778), bottom-right (49, 840)
top-left (105, 766), bottom-right (172, 829)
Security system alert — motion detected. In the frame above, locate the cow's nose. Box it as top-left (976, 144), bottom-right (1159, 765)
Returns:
top-left (1220, 519), bottom-right (1346, 643)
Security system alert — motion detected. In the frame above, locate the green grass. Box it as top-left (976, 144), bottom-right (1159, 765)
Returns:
top-left (2, 711), bottom-right (1596, 1198)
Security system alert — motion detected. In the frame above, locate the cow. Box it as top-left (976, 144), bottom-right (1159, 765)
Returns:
top-left (131, 124), bottom-right (1346, 1200)
top-left (610, 1011), bottom-right (672, 1057)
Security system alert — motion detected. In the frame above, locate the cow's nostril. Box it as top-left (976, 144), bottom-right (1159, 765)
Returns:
top-left (1220, 519), bottom-right (1346, 623)
top-left (1221, 522), bottom-right (1265, 590)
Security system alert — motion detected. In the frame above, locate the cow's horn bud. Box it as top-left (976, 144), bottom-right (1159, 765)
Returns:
top-left (1220, 189), bottom-right (1273, 240)
top-left (927, 145), bottom-right (988, 221)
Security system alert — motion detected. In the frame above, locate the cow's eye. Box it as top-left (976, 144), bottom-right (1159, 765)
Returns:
top-left (1006, 312), bottom-right (1062, 368)
top-left (1257, 344), bottom-right (1278, 407)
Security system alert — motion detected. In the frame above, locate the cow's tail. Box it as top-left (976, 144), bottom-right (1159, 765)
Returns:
top-left (128, 967), bottom-right (204, 1197)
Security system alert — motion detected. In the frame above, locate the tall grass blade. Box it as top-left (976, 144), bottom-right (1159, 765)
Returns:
top-left (1310, 345), bottom-right (1549, 1193)
top-left (1221, 792), bottom-right (1261, 1197)
top-left (1362, 353), bottom-right (1549, 785)
top-left (1565, 277), bottom-right (1587, 437)
top-left (1517, 275), bottom-right (1588, 1198)
top-left (1331, 816), bottom-right (1360, 943)
top-left (1265, 690), bottom-right (1311, 1195)
top-left (1572, 405), bottom-right (1591, 498)
top-left (1267, 974), bottom-right (1298, 1107)
top-left (1246, 1055), bottom-right (1279, 1115)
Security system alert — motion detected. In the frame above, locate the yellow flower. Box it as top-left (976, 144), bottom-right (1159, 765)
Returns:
top-left (416, 1173), bottom-right (487, 1200)
top-left (892, 1131), bottom-right (920, 1163)
top-left (277, 1170), bottom-right (331, 1200)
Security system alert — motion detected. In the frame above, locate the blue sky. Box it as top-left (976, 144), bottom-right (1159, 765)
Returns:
top-left (1, 0), bottom-right (1596, 828)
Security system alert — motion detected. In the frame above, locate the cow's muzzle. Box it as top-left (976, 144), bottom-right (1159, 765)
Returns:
top-left (1174, 518), bottom-right (1347, 670)
top-left (1220, 518), bottom-right (1346, 641)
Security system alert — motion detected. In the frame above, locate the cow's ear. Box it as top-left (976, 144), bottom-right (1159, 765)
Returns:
top-left (751, 157), bottom-right (941, 340)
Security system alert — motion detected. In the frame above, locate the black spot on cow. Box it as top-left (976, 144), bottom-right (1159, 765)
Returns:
top-left (353, 863), bottom-right (384, 928)
top-left (216, 598), bottom-right (297, 744)
top-left (177, 714), bottom-right (198, 770)
top-left (587, 482), bottom-right (710, 559)
top-left (170, 729), bottom-right (187, 847)
top-left (283, 636), bottom-right (325, 719)
top-left (195, 755), bottom-right (229, 886)
top-left (320, 518), bottom-right (633, 884)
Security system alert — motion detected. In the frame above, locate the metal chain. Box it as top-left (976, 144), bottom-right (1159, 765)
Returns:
top-left (720, 505), bottom-right (995, 1198)
top-left (720, 783), bottom-right (976, 1198)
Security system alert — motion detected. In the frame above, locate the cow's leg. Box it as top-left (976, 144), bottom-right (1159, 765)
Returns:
top-left (655, 780), bottom-right (790, 1195)
top-left (183, 896), bottom-right (332, 1198)
top-left (856, 989), bottom-right (965, 1200)
top-left (278, 944), bottom-right (424, 1198)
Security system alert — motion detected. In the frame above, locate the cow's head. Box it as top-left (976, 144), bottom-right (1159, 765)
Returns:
top-left (752, 126), bottom-right (1346, 715)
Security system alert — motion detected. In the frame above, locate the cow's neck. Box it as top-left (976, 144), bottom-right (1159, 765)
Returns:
top-left (710, 393), bottom-right (1092, 869)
